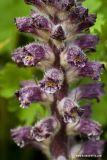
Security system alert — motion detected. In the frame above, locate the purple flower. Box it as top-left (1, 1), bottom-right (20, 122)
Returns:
top-left (39, 68), bottom-right (64, 94)
top-left (12, 43), bottom-right (55, 67)
top-left (69, 83), bottom-right (104, 102)
top-left (30, 117), bottom-right (58, 142)
top-left (12, 44), bottom-right (45, 66)
top-left (11, 127), bottom-right (32, 148)
top-left (57, 98), bottom-right (84, 124)
top-left (31, 11), bottom-right (52, 31)
top-left (15, 17), bottom-right (36, 34)
top-left (79, 61), bottom-right (104, 80)
top-left (16, 81), bottom-right (42, 108)
top-left (79, 119), bottom-right (102, 140)
top-left (77, 14), bottom-right (96, 32)
top-left (75, 35), bottom-right (99, 52)
top-left (69, 6), bottom-right (88, 23)
top-left (67, 45), bottom-right (87, 68)
top-left (51, 25), bottom-right (66, 41)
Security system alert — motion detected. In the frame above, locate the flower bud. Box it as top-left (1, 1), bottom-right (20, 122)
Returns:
top-left (69, 6), bottom-right (88, 23)
top-left (51, 25), bottom-right (66, 41)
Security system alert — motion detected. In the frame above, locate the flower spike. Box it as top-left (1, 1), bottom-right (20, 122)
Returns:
top-left (11, 0), bottom-right (105, 159)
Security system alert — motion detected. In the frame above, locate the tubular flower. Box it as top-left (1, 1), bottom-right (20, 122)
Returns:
top-left (15, 80), bottom-right (42, 108)
top-left (79, 118), bottom-right (102, 140)
top-left (57, 98), bottom-right (84, 124)
top-left (61, 45), bottom-right (87, 68)
top-left (11, 127), bottom-right (32, 148)
top-left (11, 0), bottom-right (105, 159)
top-left (12, 43), bottom-right (55, 68)
top-left (39, 68), bottom-right (64, 94)
top-left (30, 117), bottom-right (59, 142)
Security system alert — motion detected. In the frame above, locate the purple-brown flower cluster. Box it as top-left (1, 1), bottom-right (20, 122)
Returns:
top-left (11, 0), bottom-right (105, 159)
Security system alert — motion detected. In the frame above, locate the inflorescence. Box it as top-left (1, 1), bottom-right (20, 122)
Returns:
top-left (11, 0), bottom-right (105, 159)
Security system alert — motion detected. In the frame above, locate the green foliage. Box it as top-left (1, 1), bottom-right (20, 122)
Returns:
top-left (18, 103), bottom-right (49, 125)
top-left (0, 0), bottom-right (30, 52)
top-left (0, 63), bottom-right (33, 98)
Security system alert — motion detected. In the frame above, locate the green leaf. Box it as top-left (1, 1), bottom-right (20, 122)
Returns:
top-left (0, 0), bottom-right (30, 52)
top-left (0, 63), bottom-right (33, 98)
top-left (18, 103), bottom-right (49, 125)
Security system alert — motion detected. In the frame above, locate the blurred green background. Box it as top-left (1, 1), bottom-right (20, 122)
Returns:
top-left (0, 0), bottom-right (107, 160)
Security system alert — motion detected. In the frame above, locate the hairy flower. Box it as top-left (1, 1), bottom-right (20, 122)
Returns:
top-left (77, 13), bottom-right (96, 32)
top-left (16, 81), bottom-right (42, 108)
top-left (79, 61), bottom-right (104, 80)
top-left (57, 98), bottom-right (84, 124)
top-left (15, 17), bottom-right (35, 33)
top-left (67, 45), bottom-right (87, 68)
top-left (39, 68), bottom-right (64, 94)
top-left (69, 6), bottom-right (88, 23)
top-left (60, 45), bottom-right (87, 69)
top-left (75, 34), bottom-right (99, 52)
top-left (12, 43), bottom-right (55, 68)
top-left (30, 117), bottom-right (58, 142)
top-left (31, 11), bottom-right (52, 31)
top-left (11, 127), bottom-right (32, 148)
top-left (69, 83), bottom-right (104, 102)
top-left (79, 119), bottom-right (102, 140)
